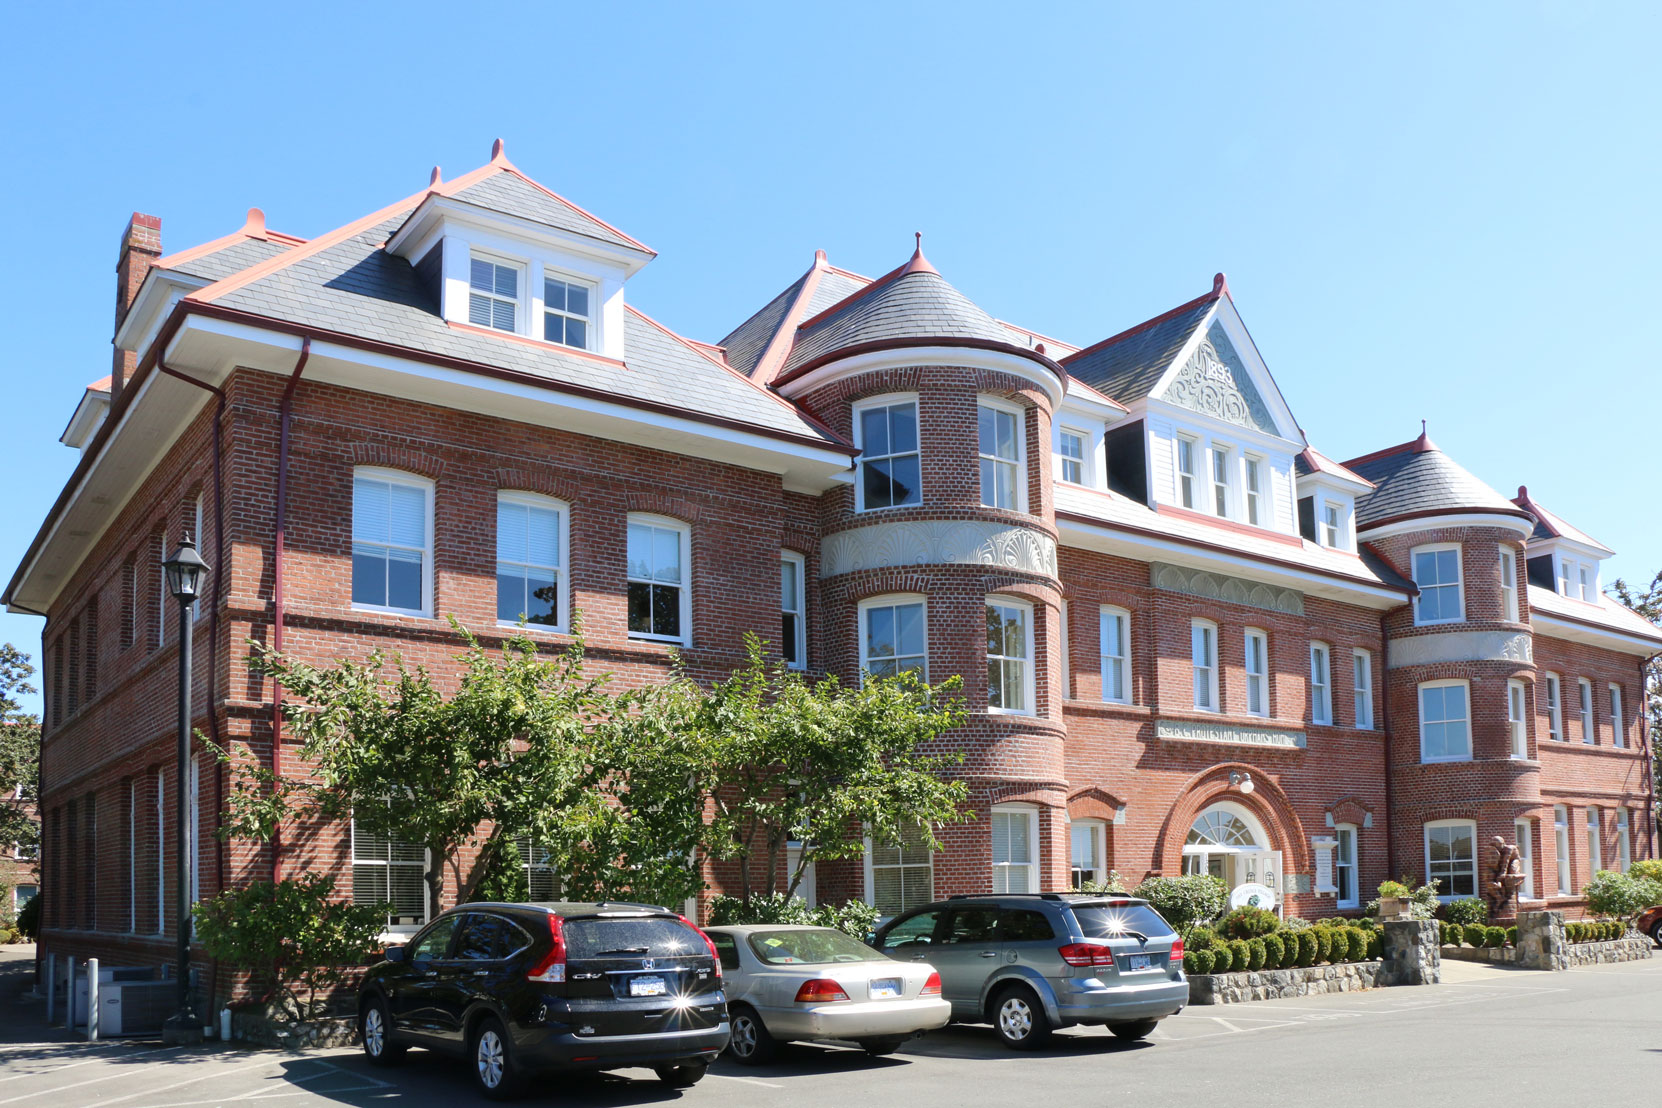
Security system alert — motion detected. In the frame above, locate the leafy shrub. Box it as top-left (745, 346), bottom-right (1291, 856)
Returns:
top-left (707, 893), bottom-right (881, 939)
top-left (1442, 898), bottom-right (1488, 927)
top-left (1506, 926), bottom-right (1518, 947)
top-left (15, 895), bottom-right (38, 940)
top-left (1074, 872), bottom-right (1130, 895)
top-left (1261, 932), bottom-right (1286, 969)
top-left (1132, 875), bottom-right (1228, 938)
top-left (1628, 859), bottom-right (1662, 882)
top-left (1462, 923), bottom-right (1488, 947)
top-left (1583, 870), bottom-right (1660, 921)
top-left (1566, 922), bottom-right (1582, 942)
top-left (1188, 948), bottom-right (1216, 975)
top-left (1312, 927), bottom-right (1333, 963)
top-left (1367, 928), bottom-right (1384, 960)
top-left (1246, 937), bottom-right (1267, 971)
top-left (1281, 916), bottom-right (1313, 930)
top-left (1483, 926), bottom-right (1507, 948)
top-left (1227, 939), bottom-right (1251, 974)
top-left (1351, 927), bottom-right (1372, 960)
top-left (1218, 905), bottom-right (1281, 940)
top-left (1296, 930), bottom-right (1317, 966)
top-left (1377, 880), bottom-right (1413, 899)
top-left (1210, 943), bottom-right (1234, 973)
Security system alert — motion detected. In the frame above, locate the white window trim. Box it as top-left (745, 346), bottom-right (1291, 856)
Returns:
top-left (1617, 809), bottom-right (1632, 872)
top-left (539, 265), bottom-right (598, 352)
top-left (1556, 553), bottom-right (1599, 603)
top-left (862, 827), bottom-right (935, 917)
top-left (986, 596), bottom-right (1035, 716)
top-left (1055, 426), bottom-right (1089, 487)
top-left (1208, 441), bottom-right (1235, 519)
top-left (1586, 807), bottom-right (1602, 874)
top-left (1554, 805), bottom-right (1572, 895)
top-left (1508, 678), bottom-right (1528, 759)
top-left (781, 550), bottom-right (807, 670)
top-left (991, 804), bottom-right (1040, 894)
top-left (1609, 684), bottom-right (1625, 748)
top-left (977, 395), bottom-right (1028, 513)
top-left (857, 594), bottom-right (929, 683)
top-left (351, 815), bottom-right (432, 936)
top-left (1244, 454), bottom-right (1266, 528)
top-left (1578, 678), bottom-right (1594, 744)
top-left (1244, 628), bottom-right (1269, 718)
top-left (1334, 823), bottom-right (1359, 909)
top-left (495, 491), bottom-right (570, 634)
top-left (1353, 649), bottom-right (1374, 730)
top-left (1424, 818), bottom-right (1479, 902)
top-left (1309, 641), bottom-right (1332, 726)
top-left (1099, 605), bottom-right (1131, 705)
top-left (1069, 818), bottom-right (1108, 888)
top-left (1410, 542), bottom-right (1464, 626)
top-left (852, 392), bottom-right (922, 513)
top-left (467, 249), bottom-right (528, 335)
top-left (1176, 434), bottom-right (1199, 510)
top-left (1418, 679), bottom-right (1473, 764)
top-left (1515, 818), bottom-right (1536, 901)
top-left (625, 513), bottom-right (693, 645)
top-left (351, 467), bottom-right (436, 619)
top-left (1317, 495), bottom-right (1352, 551)
top-left (1498, 546), bottom-right (1519, 622)
top-left (1191, 619), bottom-right (1219, 713)
top-left (1544, 672), bottom-right (1563, 741)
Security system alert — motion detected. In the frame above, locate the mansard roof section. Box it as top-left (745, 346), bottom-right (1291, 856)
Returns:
top-left (1512, 486), bottom-right (1614, 554)
top-left (1345, 431), bottom-right (1528, 529)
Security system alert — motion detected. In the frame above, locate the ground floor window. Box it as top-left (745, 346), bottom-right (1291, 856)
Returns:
top-left (1515, 818), bottom-right (1535, 900)
top-left (992, 805), bottom-right (1039, 893)
top-left (1069, 819), bottom-right (1106, 888)
top-left (352, 817), bottom-right (428, 931)
top-left (1335, 824), bottom-right (1357, 908)
top-left (13, 885), bottom-right (36, 915)
top-left (1554, 806), bottom-right (1571, 895)
top-left (515, 836), bottom-right (559, 901)
top-left (1424, 820), bottom-right (1477, 899)
top-left (866, 825), bottom-right (933, 918)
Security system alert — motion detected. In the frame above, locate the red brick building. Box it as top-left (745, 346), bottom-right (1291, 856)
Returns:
top-left (7, 144), bottom-right (1657, 988)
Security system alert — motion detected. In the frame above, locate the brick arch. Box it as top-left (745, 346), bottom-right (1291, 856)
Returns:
top-left (491, 468), bottom-right (582, 504)
top-left (982, 782), bottom-right (1068, 809)
top-left (1326, 795), bottom-right (1375, 829)
top-left (624, 492), bottom-right (702, 522)
top-left (1067, 785), bottom-right (1125, 823)
top-left (348, 441), bottom-right (446, 479)
top-left (1153, 762), bottom-right (1310, 878)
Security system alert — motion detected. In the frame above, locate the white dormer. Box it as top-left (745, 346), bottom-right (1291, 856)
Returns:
top-left (1551, 547), bottom-right (1604, 603)
top-left (1295, 449), bottom-right (1374, 553)
top-left (1512, 487), bottom-right (1613, 605)
top-left (1052, 379), bottom-right (1127, 488)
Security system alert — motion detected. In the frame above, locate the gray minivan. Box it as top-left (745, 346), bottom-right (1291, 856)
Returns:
top-left (870, 893), bottom-right (1186, 1049)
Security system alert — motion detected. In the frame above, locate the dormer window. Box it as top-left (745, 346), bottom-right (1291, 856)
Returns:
top-left (1176, 436), bottom-right (1198, 509)
top-left (1209, 445), bottom-right (1232, 516)
top-left (543, 274), bottom-right (592, 349)
top-left (1245, 456), bottom-right (1264, 525)
top-left (469, 255), bottom-right (520, 332)
top-left (1321, 503), bottom-right (1341, 548)
top-left (1556, 555), bottom-right (1598, 601)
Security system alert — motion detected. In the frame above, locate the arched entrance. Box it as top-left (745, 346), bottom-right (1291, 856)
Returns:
top-left (1181, 800), bottom-right (1283, 913)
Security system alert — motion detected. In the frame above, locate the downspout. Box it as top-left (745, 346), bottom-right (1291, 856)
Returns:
top-left (1643, 653), bottom-right (1658, 860)
top-left (1379, 607), bottom-right (1397, 881)
top-left (271, 339), bottom-right (312, 884)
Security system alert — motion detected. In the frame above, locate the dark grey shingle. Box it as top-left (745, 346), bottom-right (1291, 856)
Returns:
top-left (718, 272), bottom-right (809, 378)
top-left (1348, 447), bottom-right (1520, 526)
top-left (1061, 297), bottom-right (1214, 404)
top-left (783, 270), bottom-right (1011, 372)
top-left (165, 237), bottom-right (294, 283)
top-left (448, 172), bottom-right (646, 253)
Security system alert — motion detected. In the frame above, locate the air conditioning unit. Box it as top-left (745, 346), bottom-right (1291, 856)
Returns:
top-left (73, 978), bottom-right (176, 1037)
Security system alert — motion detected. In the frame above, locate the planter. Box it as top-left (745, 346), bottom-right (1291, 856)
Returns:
top-left (1377, 897), bottom-right (1408, 919)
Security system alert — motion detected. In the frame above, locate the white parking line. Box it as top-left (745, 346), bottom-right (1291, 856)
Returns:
top-left (115, 1060), bottom-right (395, 1108)
top-left (0, 1055), bottom-right (272, 1106)
top-left (707, 1072), bottom-right (786, 1089)
top-left (0, 1044), bottom-right (176, 1083)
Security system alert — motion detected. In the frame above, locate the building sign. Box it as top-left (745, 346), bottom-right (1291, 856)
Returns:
top-left (1312, 836), bottom-right (1337, 894)
top-left (1154, 720), bottom-right (1306, 750)
top-left (1230, 882), bottom-right (1277, 911)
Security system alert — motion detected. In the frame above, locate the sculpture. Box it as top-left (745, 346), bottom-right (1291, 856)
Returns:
top-left (1486, 836), bottom-right (1526, 919)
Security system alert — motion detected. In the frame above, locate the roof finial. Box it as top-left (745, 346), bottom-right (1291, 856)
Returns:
top-left (813, 248), bottom-right (827, 267)
top-left (902, 232), bottom-right (938, 276)
top-left (1421, 419), bottom-right (1427, 436)
top-left (1213, 272), bottom-right (1229, 296)
top-left (1413, 420), bottom-right (1437, 453)
top-left (490, 137), bottom-right (507, 163)
top-left (242, 207), bottom-right (266, 239)
top-left (1517, 485), bottom-right (1529, 499)
top-left (429, 166), bottom-right (442, 187)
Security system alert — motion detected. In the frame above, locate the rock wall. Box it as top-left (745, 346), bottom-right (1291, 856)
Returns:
top-left (1188, 961), bottom-right (1383, 1005)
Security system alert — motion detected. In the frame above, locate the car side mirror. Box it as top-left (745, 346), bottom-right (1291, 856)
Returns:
top-left (384, 945), bottom-right (407, 964)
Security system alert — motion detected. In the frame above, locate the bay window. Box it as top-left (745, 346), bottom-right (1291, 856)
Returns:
top-left (1499, 546), bottom-right (1519, 621)
top-left (855, 396), bottom-right (921, 511)
top-left (1514, 818), bottom-right (1535, 900)
top-left (978, 400), bottom-right (1023, 510)
top-left (992, 805), bottom-right (1039, 893)
top-left (1411, 544), bottom-right (1463, 625)
top-left (986, 599), bottom-right (1033, 713)
top-left (860, 597), bottom-right (927, 680)
top-left (1419, 680), bottom-right (1471, 762)
top-left (1508, 678), bottom-right (1527, 759)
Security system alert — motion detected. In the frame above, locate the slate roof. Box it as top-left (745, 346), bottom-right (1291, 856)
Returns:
top-left (163, 236), bottom-right (296, 284)
top-left (1345, 436), bottom-right (1523, 527)
top-left (1061, 292), bottom-right (1217, 404)
top-left (444, 171), bottom-right (650, 253)
top-left (719, 271), bottom-right (810, 378)
top-left (1513, 489), bottom-right (1613, 553)
top-left (1295, 447), bottom-right (1374, 488)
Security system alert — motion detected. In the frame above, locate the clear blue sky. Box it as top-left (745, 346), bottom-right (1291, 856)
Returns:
top-left (2, 2), bottom-right (1657, 714)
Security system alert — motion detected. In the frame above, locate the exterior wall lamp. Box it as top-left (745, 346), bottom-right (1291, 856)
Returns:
top-left (1229, 770), bottom-right (1256, 795)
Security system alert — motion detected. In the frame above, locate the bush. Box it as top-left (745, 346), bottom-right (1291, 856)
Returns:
top-left (1628, 859), bottom-right (1662, 882)
top-left (1312, 927), bottom-right (1333, 963)
top-left (1566, 921), bottom-right (1582, 942)
top-left (1132, 875), bottom-right (1228, 938)
top-left (1217, 905), bottom-right (1281, 941)
top-left (706, 893), bottom-right (880, 940)
top-left (1246, 937), bottom-right (1267, 971)
top-left (1210, 943), bottom-right (1234, 973)
top-left (1261, 932), bottom-right (1286, 969)
top-left (1483, 926), bottom-right (1507, 948)
top-left (1377, 880), bottom-right (1412, 899)
top-left (1506, 926), bottom-right (1518, 947)
top-left (1227, 939), bottom-right (1251, 973)
top-left (1367, 928), bottom-right (1384, 960)
top-left (15, 895), bottom-right (38, 940)
top-left (1074, 872), bottom-right (1130, 895)
top-left (1462, 923), bottom-right (1488, 947)
top-left (1296, 930), bottom-right (1317, 966)
top-left (1351, 927), bottom-right (1371, 961)
top-left (1188, 948), bottom-right (1216, 975)
top-left (1583, 870), bottom-right (1658, 921)
top-left (1443, 898), bottom-right (1489, 927)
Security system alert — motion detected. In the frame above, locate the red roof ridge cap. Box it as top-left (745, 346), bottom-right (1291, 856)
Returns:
top-left (456, 139), bottom-right (654, 256)
top-left (1341, 427), bottom-right (1440, 469)
top-left (153, 209), bottom-right (306, 273)
top-left (1059, 284), bottom-right (1222, 366)
top-left (752, 250), bottom-right (832, 385)
top-left (790, 249), bottom-right (931, 334)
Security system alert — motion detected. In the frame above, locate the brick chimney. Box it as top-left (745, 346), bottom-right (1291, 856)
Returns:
top-left (111, 212), bottom-right (162, 403)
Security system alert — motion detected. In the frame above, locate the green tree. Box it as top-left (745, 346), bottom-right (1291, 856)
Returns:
top-left (0, 645), bottom-right (40, 860)
top-left (681, 635), bottom-right (971, 905)
top-left (1609, 571), bottom-right (1661, 834)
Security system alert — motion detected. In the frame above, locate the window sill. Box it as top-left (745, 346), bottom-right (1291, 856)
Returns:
top-left (987, 707), bottom-right (1035, 718)
top-left (1419, 755), bottom-right (1474, 765)
top-left (627, 634), bottom-right (691, 649)
top-left (495, 621), bottom-right (571, 637)
top-left (351, 604), bottom-right (434, 621)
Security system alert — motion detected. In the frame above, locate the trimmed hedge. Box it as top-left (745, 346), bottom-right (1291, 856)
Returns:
top-left (1443, 898), bottom-right (1488, 927)
top-left (1218, 905), bottom-right (1281, 940)
top-left (1296, 930), bottom-right (1317, 967)
top-left (1185, 949), bottom-right (1216, 975)
top-left (1246, 937), bottom-right (1266, 971)
top-left (1262, 932), bottom-right (1286, 969)
top-left (1462, 923), bottom-right (1488, 947)
top-left (1483, 926), bottom-right (1507, 948)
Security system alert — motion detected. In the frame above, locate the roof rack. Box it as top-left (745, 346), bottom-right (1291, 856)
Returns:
top-left (947, 892), bottom-right (1064, 901)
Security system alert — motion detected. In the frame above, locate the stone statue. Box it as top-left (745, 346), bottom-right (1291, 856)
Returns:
top-left (1486, 836), bottom-right (1525, 919)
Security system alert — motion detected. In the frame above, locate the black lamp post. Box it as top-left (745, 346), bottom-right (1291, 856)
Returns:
top-left (161, 533), bottom-right (208, 1045)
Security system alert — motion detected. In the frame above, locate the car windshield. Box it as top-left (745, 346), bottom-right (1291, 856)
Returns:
top-left (564, 917), bottom-right (702, 959)
top-left (1071, 904), bottom-right (1176, 940)
top-left (747, 929), bottom-right (886, 965)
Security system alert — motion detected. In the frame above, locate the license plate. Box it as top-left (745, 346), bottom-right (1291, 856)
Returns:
top-left (1125, 954), bottom-right (1152, 972)
top-left (869, 978), bottom-right (902, 999)
top-left (629, 975), bottom-right (667, 997)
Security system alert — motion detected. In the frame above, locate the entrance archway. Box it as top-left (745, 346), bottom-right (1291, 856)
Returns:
top-left (1180, 801), bottom-right (1283, 913)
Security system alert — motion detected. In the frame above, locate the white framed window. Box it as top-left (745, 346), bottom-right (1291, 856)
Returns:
top-left (1176, 436), bottom-right (1198, 509)
top-left (865, 825), bottom-right (934, 917)
top-left (1557, 555), bottom-right (1598, 601)
top-left (1508, 679), bottom-right (1528, 759)
top-left (1191, 619), bottom-right (1218, 712)
top-left (1609, 684), bottom-right (1625, 748)
top-left (1578, 678), bottom-right (1594, 744)
top-left (978, 398), bottom-right (1024, 511)
top-left (1411, 544), bottom-right (1463, 624)
top-left (1514, 818), bottom-right (1535, 900)
top-left (1244, 455), bottom-right (1264, 526)
top-left (541, 271), bottom-right (593, 350)
top-left (626, 515), bottom-right (690, 644)
top-left (1353, 649), bottom-right (1374, 729)
top-left (1554, 806), bottom-right (1571, 895)
top-left (1499, 546), bottom-right (1519, 622)
top-left (1586, 806), bottom-right (1602, 874)
top-left (1056, 429), bottom-right (1086, 485)
top-left (468, 253), bottom-right (521, 333)
top-left (780, 552), bottom-right (806, 669)
top-left (1617, 809), bottom-right (1632, 872)
top-left (496, 492), bottom-right (566, 631)
top-left (351, 468), bottom-right (434, 617)
top-left (1335, 823), bottom-right (1358, 908)
top-left (1544, 673), bottom-right (1563, 741)
top-left (1244, 629), bottom-right (1268, 717)
top-left (1099, 606), bottom-right (1130, 704)
top-left (854, 395), bottom-right (921, 511)
top-left (352, 815), bottom-right (429, 932)
top-left (992, 805), bottom-right (1039, 893)
top-left (1309, 642), bottom-right (1332, 725)
top-left (516, 836), bottom-right (560, 900)
top-left (859, 595), bottom-right (927, 680)
top-left (1321, 503), bottom-right (1341, 548)
top-left (1424, 819), bottom-right (1478, 900)
top-left (986, 598), bottom-right (1033, 714)
top-left (1070, 819), bottom-right (1107, 888)
top-left (1209, 445), bottom-right (1231, 517)
top-left (1419, 680), bottom-right (1471, 762)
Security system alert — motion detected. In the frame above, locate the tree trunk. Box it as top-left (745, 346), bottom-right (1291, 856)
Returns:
top-left (455, 829), bottom-right (507, 905)
top-left (426, 847), bottom-right (446, 920)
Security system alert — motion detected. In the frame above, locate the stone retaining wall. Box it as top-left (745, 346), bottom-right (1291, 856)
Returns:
top-left (1565, 935), bottom-right (1653, 967)
top-left (1441, 944), bottom-right (1519, 965)
top-left (1188, 960), bottom-right (1382, 1005)
top-left (229, 1006), bottom-right (359, 1050)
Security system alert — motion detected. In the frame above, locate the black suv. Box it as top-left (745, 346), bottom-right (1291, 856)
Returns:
top-left (358, 902), bottom-right (729, 1098)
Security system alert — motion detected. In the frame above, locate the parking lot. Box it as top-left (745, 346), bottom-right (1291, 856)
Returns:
top-left (1, 950), bottom-right (1657, 1107)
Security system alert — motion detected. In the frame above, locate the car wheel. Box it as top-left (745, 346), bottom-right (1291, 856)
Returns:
top-left (1650, 919), bottom-right (1662, 949)
top-left (858, 1036), bottom-right (906, 1056)
top-left (1108, 1019), bottom-right (1160, 1041)
top-left (654, 1060), bottom-right (708, 1088)
top-left (726, 1005), bottom-right (777, 1065)
top-left (360, 998), bottom-right (405, 1066)
top-left (991, 985), bottom-right (1052, 1051)
top-left (470, 1016), bottom-right (523, 1101)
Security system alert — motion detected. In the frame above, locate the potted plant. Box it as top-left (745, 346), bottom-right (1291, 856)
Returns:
top-left (1377, 880), bottom-right (1413, 920)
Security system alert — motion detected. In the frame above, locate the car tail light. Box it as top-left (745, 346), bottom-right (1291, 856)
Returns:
top-left (1057, 942), bottom-right (1117, 968)
top-left (679, 914), bottom-right (722, 980)
top-left (1170, 938), bottom-right (1185, 962)
top-left (794, 979), bottom-right (851, 1003)
top-left (526, 912), bottom-right (567, 983)
top-left (920, 972), bottom-right (942, 997)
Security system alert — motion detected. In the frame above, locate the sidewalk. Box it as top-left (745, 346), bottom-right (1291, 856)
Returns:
top-left (0, 945), bottom-right (88, 1047)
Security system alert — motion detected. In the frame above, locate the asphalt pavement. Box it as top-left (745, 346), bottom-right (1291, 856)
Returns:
top-left (0, 946), bottom-right (1656, 1107)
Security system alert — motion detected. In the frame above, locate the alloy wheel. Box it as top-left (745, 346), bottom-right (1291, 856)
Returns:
top-left (363, 1006), bottom-right (385, 1057)
top-left (998, 996), bottom-right (1033, 1041)
top-left (730, 1014), bottom-right (759, 1059)
top-left (476, 1028), bottom-right (505, 1089)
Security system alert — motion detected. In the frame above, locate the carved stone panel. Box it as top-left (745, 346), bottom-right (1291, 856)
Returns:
top-left (820, 520), bottom-right (1058, 579)
top-left (1162, 322), bottom-right (1278, 434)
top-left (1386, 630), bottom-right (1534, 668)
top-left (1154, 719), bottom-right (1307, 750)
top-left (1150, 562), bottom-right (1305, 616)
